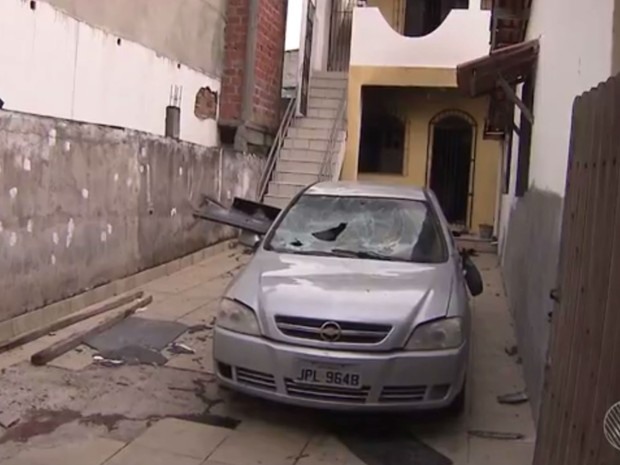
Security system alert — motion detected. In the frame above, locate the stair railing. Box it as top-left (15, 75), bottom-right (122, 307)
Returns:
top-left (258, 95), bottom-right (297, 201)
top-left (319, 90), bottom-right (347, 181)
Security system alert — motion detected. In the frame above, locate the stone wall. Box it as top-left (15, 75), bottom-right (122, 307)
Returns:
top-left (0, 111), bottom-right (262, 323)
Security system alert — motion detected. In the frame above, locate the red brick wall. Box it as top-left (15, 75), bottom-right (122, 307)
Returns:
top-left (220, 0), bottom-right (248, 123)
top-left (252, 0), bottom-right (287, 130)
top-left (219, 0), bottom-right (286, 134)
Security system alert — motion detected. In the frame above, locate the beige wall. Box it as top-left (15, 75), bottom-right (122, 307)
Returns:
top-left (41, 0), bottom-right (226, 76)
top-left (343, 66), bottom-right (501, 232)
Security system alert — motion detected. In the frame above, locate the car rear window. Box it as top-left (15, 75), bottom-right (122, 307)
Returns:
top-left (264, 194), bottom-right (448, 263)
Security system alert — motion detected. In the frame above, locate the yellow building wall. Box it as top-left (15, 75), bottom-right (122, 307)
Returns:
top-left (343, 66), bottom-right (501, 232)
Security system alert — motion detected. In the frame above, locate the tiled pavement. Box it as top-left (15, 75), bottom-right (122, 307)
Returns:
top-left (0, 245), bottom-right (536, 465)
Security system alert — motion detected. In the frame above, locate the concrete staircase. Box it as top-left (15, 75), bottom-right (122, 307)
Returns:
top-left (264, 71), bottom-right (347, 209)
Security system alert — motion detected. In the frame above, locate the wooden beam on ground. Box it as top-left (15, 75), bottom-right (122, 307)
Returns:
top-left (0, 291), bottom-right (145, 354)
top-left (30, 295), bottom-right (153, 366)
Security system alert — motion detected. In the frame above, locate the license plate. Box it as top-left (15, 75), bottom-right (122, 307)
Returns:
top-left (295, 362), bottom-right (361, 389)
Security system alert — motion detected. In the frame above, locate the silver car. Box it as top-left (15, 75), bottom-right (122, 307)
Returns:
top-left (206, 181), bottom-right (483, 412)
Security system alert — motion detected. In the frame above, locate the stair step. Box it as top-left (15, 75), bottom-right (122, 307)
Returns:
top-left (307, 98), bottom-right (341, 110)
top-left (310, 78), bottom-right (347, 90)
top-left (264, 194), bottom-right (291, 209)
top-left (312, 71), bottom-right (348, 80)
top-left (280, 148), bottom-right (325, 163)
top-left (309, 88), bottom-right (345, 99)
top-left (283, 138), bottom-right (329, 151)
top-left (267, 181), bottom-right (308, 198)
top-left (276, 159), bottom-right (322, 173)
top-left (274, 171), bottom-right (320, 185)
top-left (307, 108), bottom-right (339, 119)
top-left (293, 117), bottom-right (335, 130)
top-left (288, 127), bottom-right (330, 140)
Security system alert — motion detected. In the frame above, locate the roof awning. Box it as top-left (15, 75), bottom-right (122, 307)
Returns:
top-left (457, 39), bottom-right (539, 98)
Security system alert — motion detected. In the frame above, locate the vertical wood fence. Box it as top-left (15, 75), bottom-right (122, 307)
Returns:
top-left (534, 74), bottom-right (620, 465)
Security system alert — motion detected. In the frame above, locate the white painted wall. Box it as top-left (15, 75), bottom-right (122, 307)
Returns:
top-left (525, 0), bottom-right (615, 195)
top-left (498, 0), bottom-right (616, 253)
top-left (0, 0), bottom-right (220, 147)
top-left (350, 7), bottom-right (491, 68)
top-left (312, 0), bottom-right (331, 71)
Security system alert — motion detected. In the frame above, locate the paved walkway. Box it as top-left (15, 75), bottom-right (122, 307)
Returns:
top-left (0, 245), bottom-right (535, 465)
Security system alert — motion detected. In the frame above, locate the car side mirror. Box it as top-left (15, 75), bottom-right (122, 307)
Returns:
top-left (460, 250), bottom-right (484, 297)
top-left (239, 230), bottom-right (261, 250)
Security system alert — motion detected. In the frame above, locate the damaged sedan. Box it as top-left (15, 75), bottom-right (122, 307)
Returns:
top-left (197, 181), bottom-right (483, 412)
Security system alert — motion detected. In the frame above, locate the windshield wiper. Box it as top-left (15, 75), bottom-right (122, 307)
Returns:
top-left (330, 248), bottom-right (401, 262)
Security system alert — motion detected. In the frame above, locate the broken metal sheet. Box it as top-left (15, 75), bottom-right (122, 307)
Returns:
top-left (193, 196), bottom-right (281, 235)
top-left (84, 317), bottom-right (187, 353)
top-left (98, 346), bottom-right (168, 366)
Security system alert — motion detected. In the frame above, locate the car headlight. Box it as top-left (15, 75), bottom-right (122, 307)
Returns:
top-left (215, 298), bottom-right (260, 335)
top-left (405, 317), bottom-right (463, 351)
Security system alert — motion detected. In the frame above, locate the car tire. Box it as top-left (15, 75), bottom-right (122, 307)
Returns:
top-left (445, 380), bottom-right (466, 416)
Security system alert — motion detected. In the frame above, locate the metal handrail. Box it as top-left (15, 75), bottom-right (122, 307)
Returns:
top-left (257, 95), bottom-right (297, 201)
top-left (319, 90), bottom-right (347, 181)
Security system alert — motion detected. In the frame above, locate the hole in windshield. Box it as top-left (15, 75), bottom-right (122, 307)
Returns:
top-left (264, 195), bottom-right (448, 263)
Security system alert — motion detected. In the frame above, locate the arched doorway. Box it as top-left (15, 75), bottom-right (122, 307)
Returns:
top-left (428, 112), bottom-right (475, 227)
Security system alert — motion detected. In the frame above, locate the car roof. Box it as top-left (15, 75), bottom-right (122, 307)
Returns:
top-left (305, 181), bottom-right (429, 202)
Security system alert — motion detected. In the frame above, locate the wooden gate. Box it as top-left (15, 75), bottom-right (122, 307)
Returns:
top-left (534, 76), bottom-right (620, 465)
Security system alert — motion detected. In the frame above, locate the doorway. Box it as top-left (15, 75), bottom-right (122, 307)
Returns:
top-left (428, 112), bottom-right (475, 227)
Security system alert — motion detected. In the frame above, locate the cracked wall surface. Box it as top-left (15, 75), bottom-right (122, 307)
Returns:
top-left (0, 111), bottom-right (262, 323)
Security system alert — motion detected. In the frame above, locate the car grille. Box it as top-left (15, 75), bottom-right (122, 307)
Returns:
top-left (379, 385), bottom-right (427, 403)
top-left (236, 367), bottom-right (277, 391)
top-left (284, 379), bottom-right (371, 403)
top-left (275, 316), bottom-right (392, 344)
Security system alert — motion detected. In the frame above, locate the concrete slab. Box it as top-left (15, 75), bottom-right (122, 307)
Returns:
top-left (209, 430), bottom-right (305, 465)
top-left (103, 442), bottom-right (203, 465)
top-left (7, 437), bottom-right (125, 465)
top-left (132, 418), bottom-right (230, 459)
top-left (48, 345), bottom-right (97, 371)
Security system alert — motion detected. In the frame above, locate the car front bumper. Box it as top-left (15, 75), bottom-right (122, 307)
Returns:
top-left (213, 327), bottom-right (468, 412)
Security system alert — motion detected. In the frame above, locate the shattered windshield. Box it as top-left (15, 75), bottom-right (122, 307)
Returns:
top-left (265, 195), bottom-right (448, 263)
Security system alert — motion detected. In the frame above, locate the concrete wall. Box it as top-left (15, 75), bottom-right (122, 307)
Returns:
top-left (0, 111), bottom-right (262, 324)
top-left (0, 0), bottom-right (221, 147)
top-left (350, 5), bottom-right (490, 68)
top-left (499, 0), bottom-right (616, 420)
top-left (40, 0), bottom-right (226, 76)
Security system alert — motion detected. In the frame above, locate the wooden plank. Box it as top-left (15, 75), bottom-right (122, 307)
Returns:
top-left (0, 291), bottom-right (144, 354)
top-left (553, 85), bottom-right (602, 465)
top-left (584, 75), bottom-right (620, 465)
top-left (533, 92), bottom-right (583, 465)
top-left (564, 79), bottom-right (612, 464)
top-left (536, 92), bottom-right (590, 465)
top-left (544, 88), bottom-right (594, 465)
top-left (30, 296), bottom-right (153, 366)
top-left (596, 80), bottom-right (620, 465)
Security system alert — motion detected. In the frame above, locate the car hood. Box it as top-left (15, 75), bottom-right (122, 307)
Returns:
top-left (225, 250), bottom-right (455, 349)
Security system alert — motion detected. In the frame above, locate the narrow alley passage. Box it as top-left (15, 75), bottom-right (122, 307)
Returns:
top-left (0, 243), bottom-right (534, 465)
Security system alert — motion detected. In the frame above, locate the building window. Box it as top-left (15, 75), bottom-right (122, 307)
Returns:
top-left (358, 114), bottom-right (406, 174)
top-left (515, 76), bottom-right (535, 197)
top-left (481, 0), bottom-right (492, 10)
top-left (403, 0), bottom-right (469, 37)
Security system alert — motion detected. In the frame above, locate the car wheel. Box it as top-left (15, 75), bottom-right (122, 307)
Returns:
top-left (445, 380), bottom-right (466, 416)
